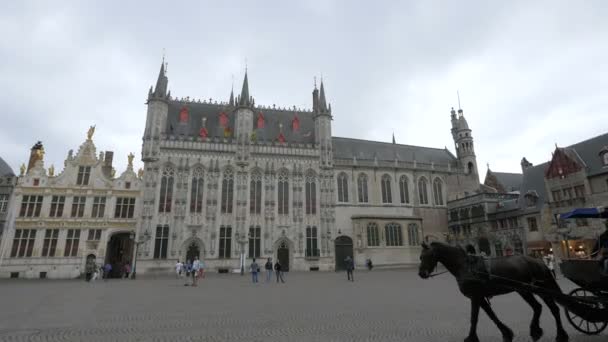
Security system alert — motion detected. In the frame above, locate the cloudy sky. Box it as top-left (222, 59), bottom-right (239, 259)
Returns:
top-left (1, 1), bottom-right (607, 175)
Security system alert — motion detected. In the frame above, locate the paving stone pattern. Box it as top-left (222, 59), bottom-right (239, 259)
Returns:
top-left (0, 269), bottom-right (605, 341)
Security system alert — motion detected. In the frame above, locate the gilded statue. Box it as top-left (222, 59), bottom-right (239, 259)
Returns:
top-left (87, 125), bottom-right (96, 140)
top-left (20, 163), bottom-right (26, 176)
top-left (137, 168), bottom-right (144, 178)
top-left (128, 152), bottom-right (135, 167)
top-left (48, 165), bottom-right (55, 177)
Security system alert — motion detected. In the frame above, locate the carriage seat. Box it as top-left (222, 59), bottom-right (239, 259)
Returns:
top-left (466, 254), bottom-right (492, 279)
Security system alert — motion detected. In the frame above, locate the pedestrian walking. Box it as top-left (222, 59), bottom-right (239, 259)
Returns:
top-left (345, 255), bottom-right (354, 282)
top-left (91, 266), bottom-right (99, 282)
top-left (103, 263), bottom-right (112, 280)
top-left (85, 258), bottom-right (96, 281)
top-left (191, 257), bottom-right (200, 286)
top-left (198, 259), bottom-right (205, 279)
top-left (545, 253), bottom-right (556, 279)
top-left (265, 257), bottom-right (273, 282)
top-left (250, 258), bottom-right (259, 283)
top-left (123, 262), bottom-right (131, 279)
top-left (274, 260), bottom-right (285, 283)
top-left (366, 258), bottom-right (373, 271)
top-left (175, 260), bottom-right (183, 278)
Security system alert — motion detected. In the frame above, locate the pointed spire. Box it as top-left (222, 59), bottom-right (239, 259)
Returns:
top-left (153, 56), bottom-right (168, 98)
top-left (392, 132), bottom-right (396, 144)
top-left (312, 76), bottom-right (319, 112)
top-left (229, 84), bottom-right (235, 106)
top-left (319, 79), bottom-right (328, 112)
top-left (238, 69), bottom-right (252, 107)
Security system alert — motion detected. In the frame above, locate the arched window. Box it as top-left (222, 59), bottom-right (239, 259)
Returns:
top-left (221, 168), bottom-right (234, 214)
top-left (337, 172), bottom-right (348, 203)
top-left (385, 222), bottom-right (403, 246)
top-left (603, 152), bottom-right (608, 165)
top-left (418, 177), bottom-right (429, 205)
top-left (305, 171), bottom-right (316, 215)
top-left (467, 162), bottom-right (474, 175)
top-left (399, 175), bottom-right (409, 204)
top-left (407, 223), bottom-right (419, 246)
top-left (190, 167), bottom-right (204, 213)
top-left (381, 174), bottom-right (392, 204)
top-left (357, 173), bottom-right (368, 203)
top-left (367, 222), bottom-right (379, 246)
top-left (159, 166), bottom-right (175, 213)
top-left (249, 171), bottom-right (262, 214)
top-left (433, 178), bottom-right (444, 206)
top-left (277, 170), bottom-right (289, 215)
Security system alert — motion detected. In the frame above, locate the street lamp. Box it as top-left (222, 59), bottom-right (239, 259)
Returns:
top-left (130, 230), bottom-right (151, 279)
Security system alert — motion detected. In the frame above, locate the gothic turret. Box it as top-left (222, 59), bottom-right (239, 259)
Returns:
top-left (235, 70), bottom-right (254, 164)
top-left (237, 70), bottom-right (254, 108)
top-left (142, 58), bottom-right (170, 162)
top-left (450, 107), bottom-right (478, 178)
top-left (313, 79), bottom-right (333, 168)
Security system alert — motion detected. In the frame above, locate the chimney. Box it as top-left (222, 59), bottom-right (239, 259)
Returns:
top-left (27, 141), bottom-right (44, 172)
top-left (102, 151), bottom-right (114, 177)
top-left (520, 157), bottom-right (533, 172)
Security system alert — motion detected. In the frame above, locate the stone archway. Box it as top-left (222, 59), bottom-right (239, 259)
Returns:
top-left (274, 238), bottom-right (293, 272)
top-left (180, 237), bottom-right (205, 263)
top-left (335, 236), bottom-right (354, 271)
top-left (105, 232), bottom-right (134, 278)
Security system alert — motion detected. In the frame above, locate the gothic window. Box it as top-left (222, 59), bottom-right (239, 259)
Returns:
top-left (159, 166), bottom-right (175, 213)
top-left (357, 173), bottom-right (368, 203)
top-left (277, 170), bottom-right (289, 215)
top-left (305, 171), bottom-right (317, 215)
top-left (76, 166), bottom-right (91, 185)
top-left (385, 222), bottom-right (403, 246)
top-left (248, 226), bottom-right (261, 258)
top-left (418, 177), bottom-right (429, 205)
top-left (114, 197), bottom-right (136, 218)
top-left (10, 229), bottom-right (37, 258)
top-left (0, 194), bottom-right (7, 214)
top-left (41, 229), bottom-right (59, 257)
top-left (154, 225), bottom-right (169, 259)
top-left (366, 222), bottom-right (379, 246)
top-left (407, 223), bottom-right (419, 246)
top-left (64, 229), bottom-right (80, 257)
top-left (250, 171), bottom-right (262, 214)
top-left (433, 178), bottom-right (444, 205)
top-left (91, 196), bottom-right (106, 218)
top-left (219, 226), bottom-right (232, 259)
top-left (221, 168), bottom-right (234, 214)
top-left (381, 174), bottom-right (392, 204)
top-left (71, 196), bottom-right (86, 218)
top-left (190, 167), bottom-right (204, 213)
top-left (49, 195), bottom-right (65, 217)
top-left (399, 175), bottom-right (410, 204)
top-left (337, 172), bottom-right (348, 203)
top-left (19, 195), bottom-right (43, 217)
top-left (306, 226), bottom-right (319, 257)
top-left (467, 162), bottom-right (474, 174)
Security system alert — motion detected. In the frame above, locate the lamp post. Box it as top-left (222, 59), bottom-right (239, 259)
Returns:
top-left (130, 230), bottom-right (150, 279)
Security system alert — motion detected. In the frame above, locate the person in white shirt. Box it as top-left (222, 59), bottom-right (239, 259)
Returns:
top-left (175, 260), bottom-right (183, 278)
top-left (191, 257), bottom-right (200, 286)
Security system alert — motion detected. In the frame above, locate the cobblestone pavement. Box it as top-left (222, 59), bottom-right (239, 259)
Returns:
top-left (0, 268), bottom-right (605, 342)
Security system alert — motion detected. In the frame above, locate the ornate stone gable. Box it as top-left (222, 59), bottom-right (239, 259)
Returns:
top-left (545, 147), bottom-right (583, 179)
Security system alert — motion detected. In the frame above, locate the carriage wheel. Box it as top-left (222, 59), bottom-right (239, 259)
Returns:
top-left (564, 288), bottom-right (607, 335)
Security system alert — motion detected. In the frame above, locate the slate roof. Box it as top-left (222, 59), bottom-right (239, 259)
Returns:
top-left (518, 162), bottom-right (549, 211)
top-left (166, 100), bottom-right (315, 144)
top-left (0, 156), bottom-right (15, 177)
top-left (493, 172), bottom-right (523, 192)
top-left (561, 132), bottom-right (608, 177)
top-left (332, 137), bottom-right (457, 164)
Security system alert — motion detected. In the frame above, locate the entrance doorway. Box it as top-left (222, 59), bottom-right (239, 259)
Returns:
top-left (186, 242), bottom-right (200, 263)
top-left (105, 232), bottom-right (134, 278)
top-left (478, 237), bottom-right (491, 256)
top-left (277, 241), bottom-right (289, 272)
top-left (335, 236), bottom-right (354, 271)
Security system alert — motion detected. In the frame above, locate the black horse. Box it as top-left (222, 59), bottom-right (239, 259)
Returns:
top-left (418, 242), bottom-right (569, 342)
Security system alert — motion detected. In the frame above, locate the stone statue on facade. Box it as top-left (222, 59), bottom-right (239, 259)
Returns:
top-left (87, 125), bottom-right (96, 141)
top-left (48, 164), bottom-right (55, 177)
top-left (20, 163), bottom-right (26, 176)
top-left (128, 153), bottom-right (135, 168)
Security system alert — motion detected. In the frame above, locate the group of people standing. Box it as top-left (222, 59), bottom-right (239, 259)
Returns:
top-left (250, 258), bottom-right (285, 283)
top-left (84, 259), bottom-right (131, 281)
top-left (175, 257), bottom-right (205, 286)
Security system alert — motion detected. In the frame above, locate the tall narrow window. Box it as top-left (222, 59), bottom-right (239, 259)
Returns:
top-left (49, 195), bottom-right (65, 217)
top-left (76, 166), bottom-right (91, 185)
top-left (159, 166), bottom-right (175, 213)
top-left (357, 174), bottom-right (368, 203)
top-left (19, 195), bottom-right (43, 217)
top-left (64, 229), bottom-right (80, 257)
top-left (513, 237), bottom-right (524, 255)
top-left (87, 229), bottom-right (102, 241)
top-left (154, 225), bottom-right (169, 259)
top-left (527, 217), bottom-right (538, 231)
top-left (433, 178), bottom-right (444, 205)
top-left (71, 196), bottom-right (86, 218)
top-left (115, 197), bottom-right (136, 218)
top-left (495, 242), bottom-right (504, 257)
top-left (305, 171), bottom-right (316, 215)
top-left (381, 174), bottom-right (392, 204)
top-left (190, 167), bottom-right (204, 213)
top-left (91, 196), bottom-right (106, 218)
top-left (337, 172), bottom-right (348, 203)
top-left (367, 222), bottom-right (379, 246)
top-left (385, 222), bottom-right (403, 246)
top-left (306, 226), bottom-right (319, 257)
top-left (219, 226), bottom-right (232, 258)
top-left (41, 229), bottom-right (59, 257)
top-left (399, 175), bottom-right (410, 204)
top-left (277, 170), bottom-right (289, 215)
top-left (248, 226), bottom-right (261, 258)
top-left (221, 168), bottom-right (234, 214)
top-left (0, 194), bottom-right (8, 213)
top-left (418, 178), bottom-right (429, 205)
top-left (10, 229), bottom-right (37, 257)
top-left (407, 223), bottom-right (419, 246)
top-left (250, 171), bottom-right (262, 214)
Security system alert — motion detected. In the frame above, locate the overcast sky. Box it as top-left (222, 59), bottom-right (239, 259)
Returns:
top-left (1, 1), bottom-right (607, 176)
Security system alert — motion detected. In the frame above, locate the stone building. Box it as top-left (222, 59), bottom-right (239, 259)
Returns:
top-left (0, 156), bottom-right (17, 244)
top-left (136, 60), bottom-right (480, 274)
top-left (0, 131), bottom-right (142, 279)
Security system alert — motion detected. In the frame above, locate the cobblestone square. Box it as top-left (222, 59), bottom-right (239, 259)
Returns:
top-left (0, 268), bottom-right (605, 342)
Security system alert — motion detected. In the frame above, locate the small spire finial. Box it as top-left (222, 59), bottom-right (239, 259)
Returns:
top-left (392, 132), bottom-right (396, 144)
top-left (314, 76), bottom-right (317, 89)
top-left (457, 90), bottom-right (461, 110)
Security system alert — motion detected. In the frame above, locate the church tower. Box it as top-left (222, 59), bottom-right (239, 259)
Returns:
top-left (313, 80), bottom-right (333, 168)
top-left (450, 107), bottom-right (479, 178)
top-left (142, 58), bottom-right (170, 162)
top-left (234, 70), bottom-right (254, 165)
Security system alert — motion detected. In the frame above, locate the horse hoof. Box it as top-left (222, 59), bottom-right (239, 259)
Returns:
top-left (530, 327), bottom-right (543, 341)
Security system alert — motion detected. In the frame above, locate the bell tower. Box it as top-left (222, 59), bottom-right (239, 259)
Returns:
top-left (450, 107), bottom-right (479, 179)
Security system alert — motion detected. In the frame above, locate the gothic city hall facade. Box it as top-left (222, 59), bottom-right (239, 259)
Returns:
top-left (136, 60), bottom-right (481, 274)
